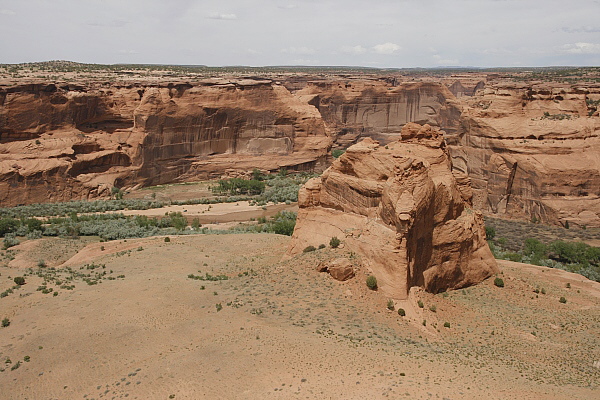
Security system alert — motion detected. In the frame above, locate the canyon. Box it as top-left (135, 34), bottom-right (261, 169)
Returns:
top-left (1, 65), bottom-right (600, 227)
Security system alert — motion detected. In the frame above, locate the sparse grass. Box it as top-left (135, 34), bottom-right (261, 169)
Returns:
top-left (387, 299), bottom-right (394, 311)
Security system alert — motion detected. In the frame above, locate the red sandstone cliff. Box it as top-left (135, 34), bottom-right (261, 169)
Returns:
top-left (446, 82), bottom-right (600, 228)
top-left (0, 79), bottom-right (331, 205)
top-left (1, 75), bottom-right (599, 229)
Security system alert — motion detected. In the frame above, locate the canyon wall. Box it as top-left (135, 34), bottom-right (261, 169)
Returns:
top-left (1, 75), bottom-right (599, 229)
top-left (0, 80), bottom-right (331, 205)
top-left (446, 82), bottom-right (600, 228)
top-left (293, 80), bottom-right (462, 146)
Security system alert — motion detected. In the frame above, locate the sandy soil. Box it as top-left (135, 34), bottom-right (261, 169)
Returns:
top-left (0, 234), bottom-right (599, 399)
top-left (118, 201), bottom-right (298, 226)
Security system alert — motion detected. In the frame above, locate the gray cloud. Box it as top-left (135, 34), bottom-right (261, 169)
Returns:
top-left (562, 26), bottom-right (600, 33)
top-left (373, 43), bottom-right (400, 55)
top-left (0, 0), bottom-right (599, 67)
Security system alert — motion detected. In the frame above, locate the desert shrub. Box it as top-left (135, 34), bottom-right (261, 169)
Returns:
top-left (269, 211), bottom-right (296, 236)
top-left (0, 199), bottom-right (165, 219)
top-left (215, 303), bottom-right (223, 312)
top-left (191, 218), bottom-right (201, 230)
top-left (0, 218), bottom-right (18, 237)
top-left (504, 252), bottom-right (522, 262)
top-left (212, 178), bottom-right (265, 196)
top-left (443, 322), bottom-right (451, 328)
top-left (366, 275), bottom-right (377, 290)
top-left (23, 218), bottom-right (43, 233)
top-left (387, 299), bottom-right (395, 311)
top-left (252, 168), bottom-right (264, 181)
top-left (164, 237), bottom-right (170, 243)
top-left (332, 149), bottom-right (345, 158)
top-left (26, 229), bottom-right (43, 240)
top-left (523, 238), bottom-right (547, 265)
top-left (559, 296), bottom-right (567, 304)
top-left (417, 300), bottom-right (424, 308)
top-left (303, 245), bottom-right (316, 253)
top-left (329, 236), bottom-right (341, 248)
top-left (485, 226), bottom-right (496, 240)
top-left (3, 233), bottom-right (19, 249)
top-left (318, 244), bottom-right (326, 249)
top-left (398, 308), bottom-right (406, 316)
top-left (111, 186), bottom-right (123, 200)
top-left (1, 318), bottom-right (9, 327)
top-left (494, 277), bottom-right (505, 287)
top-left (429, 305), bottom-right (437, 312)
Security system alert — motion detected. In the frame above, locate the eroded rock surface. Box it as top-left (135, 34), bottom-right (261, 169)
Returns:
top-left (289, 123), bottom-right (498, 299)
top-left (0, 80), bottom-right (331, 205)
top-left (446, 82), bottom-right (600, 227)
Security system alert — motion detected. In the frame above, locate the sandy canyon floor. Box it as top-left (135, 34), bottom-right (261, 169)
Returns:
top-left (1, 232), bottom-right (599, 399)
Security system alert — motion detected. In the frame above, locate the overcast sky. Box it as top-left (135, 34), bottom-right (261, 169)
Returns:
top-left (1, 0), bottom-right (599, 67)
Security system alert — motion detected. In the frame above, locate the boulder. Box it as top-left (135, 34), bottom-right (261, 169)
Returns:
top-left (289, 123), bottom-right (498, 299)
top-left (317, 258), bottom-right (356, 281)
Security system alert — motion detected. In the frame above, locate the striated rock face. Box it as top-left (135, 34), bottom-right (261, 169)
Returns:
top-left (293, 80), bottom-right (462, 146)
top-left (446, 82), bottom-right (600, 227)
top-left (0, 80), bottom-right (331, 205)
top-left (289, 123), bottom-right (498, 299)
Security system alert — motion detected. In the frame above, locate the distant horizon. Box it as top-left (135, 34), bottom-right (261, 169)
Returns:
top-left (2, 60), bottom-right (599, 71)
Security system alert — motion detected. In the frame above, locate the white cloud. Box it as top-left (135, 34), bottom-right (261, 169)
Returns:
top-left (118, 49), bottom-right (138, 55)
top-left (433, 54), bottom-right (459, 65)
top-left (207, 13), bottom-right (237, 20)
top-left (281, 46), bottom-right (315, 55)
top-left (341, 45), bottom-right (367, 55)
top-left (372, 42), bottom-right (400, 55)
top-left (0, 9), bottom-right (16, 16)
top-left (289, 58), bottom-right (319, 65)
top-left (246, 48), bottom-right (261, 55)
top-left (561, 26), bottom-right (600, 33)
top-left (561, 42), bottom-right (600, 54)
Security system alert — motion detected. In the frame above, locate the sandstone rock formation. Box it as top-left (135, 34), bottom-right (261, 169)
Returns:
top-left (2, 71), bottom-right (600, 230)
top-left (293, 80), bottom-right (462, 146)
top-left (446, 82), bottom-right (600, 228)
top-left (317, 258), bottom-right (356, 281)
top-left (0, 80), bottom-right (331, 206)
top-left (289, 123), bottom-right (498, 299)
